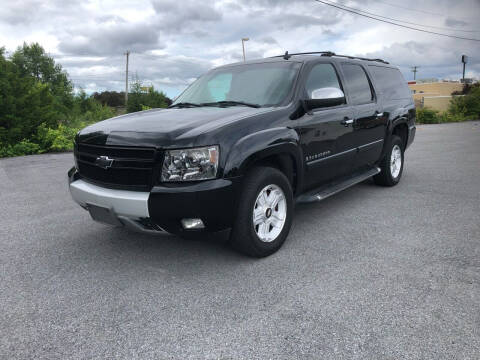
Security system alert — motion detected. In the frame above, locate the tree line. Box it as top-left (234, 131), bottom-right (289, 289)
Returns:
top-left (92, 90), bottom-right (172, 109)
top-left (0, 43), bottom-right (171, 157)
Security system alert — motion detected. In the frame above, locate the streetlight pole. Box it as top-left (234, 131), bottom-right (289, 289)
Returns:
top-left (411, 66), bottom-right (419, 81)
top-left (124, 50), bottom-right (130, 105)
top-left (461, 55), bottom-right (468, 83)
top-left (241, 38), bottom-right (249, 62)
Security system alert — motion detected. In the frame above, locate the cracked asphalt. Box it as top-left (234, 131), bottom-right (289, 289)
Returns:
top-left (1, 121), bottom-right (479, 359)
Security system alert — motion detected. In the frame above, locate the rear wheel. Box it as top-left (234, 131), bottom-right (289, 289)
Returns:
top-left (374, 135), bottom-right (404, 186)
top-left (230, 166), bottom-right (293, 257)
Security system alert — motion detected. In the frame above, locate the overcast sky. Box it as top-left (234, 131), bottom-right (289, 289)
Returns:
top-left (1, 0), bottom-right (479, 98)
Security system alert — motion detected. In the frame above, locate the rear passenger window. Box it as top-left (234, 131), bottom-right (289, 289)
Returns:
top-left (341, 64), bottom-right (374, 105)
top-left (368, 66), bottom-right (411, 100)
top-left (305, 63), bottom-right (342, 99)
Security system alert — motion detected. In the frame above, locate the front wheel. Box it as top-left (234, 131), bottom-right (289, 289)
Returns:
top-left (374, 135), bottom-right (404, 186)
top-left (230, 166), bottom-right (294, 257)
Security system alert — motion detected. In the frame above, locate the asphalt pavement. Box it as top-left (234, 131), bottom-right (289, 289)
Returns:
top-left (1, 121), bottom-right (479, 359)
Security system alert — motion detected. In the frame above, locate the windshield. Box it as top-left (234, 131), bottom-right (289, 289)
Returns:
top-left (172, 62), bottom-right (301, 107)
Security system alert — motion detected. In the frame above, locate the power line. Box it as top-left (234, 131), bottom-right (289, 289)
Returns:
top-left (339, 0), bottom-right (480, 33)
top-left (370, 0), bottom-right (472, 21)
top-left (314, 0), bottom-right (480, 42)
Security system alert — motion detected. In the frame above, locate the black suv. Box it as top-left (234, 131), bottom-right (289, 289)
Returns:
top-left (69, 51), bottom-right (416, 257)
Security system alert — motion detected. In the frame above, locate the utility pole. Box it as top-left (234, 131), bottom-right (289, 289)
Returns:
top-left (241, 38), bottom-right (249, 62)
top-left (124, 50), bottom-right (130, 105)
top-left (411, 66), bottom-right (419, 81)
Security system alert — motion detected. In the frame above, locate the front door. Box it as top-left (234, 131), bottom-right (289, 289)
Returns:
top-left (296, 62), bottom-right (356, 189)
top-left (340, 63), bottom-right (386, 170)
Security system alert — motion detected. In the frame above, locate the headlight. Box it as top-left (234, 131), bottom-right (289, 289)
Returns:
top-left (161, 146), bottom-right (219, 182)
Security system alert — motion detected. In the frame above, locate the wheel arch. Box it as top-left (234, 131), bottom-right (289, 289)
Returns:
top-left (390, 118), bottom-right (409, 150)
top-left (223, 127), bottom-right (304, 194)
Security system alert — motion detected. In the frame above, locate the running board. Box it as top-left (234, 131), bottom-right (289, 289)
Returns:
top-left (296, 167), bottom-right (381, 204)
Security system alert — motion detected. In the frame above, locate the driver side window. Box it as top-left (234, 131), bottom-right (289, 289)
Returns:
top-left (305, 63), bottom-right (342, 99)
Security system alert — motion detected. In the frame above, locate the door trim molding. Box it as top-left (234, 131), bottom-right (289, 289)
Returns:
top-left (358, 139), bottom-right (384, 152)
top-left (306, 138), bottom-right (384, 167)
top-left (306, 147), bottom-right (356, 167)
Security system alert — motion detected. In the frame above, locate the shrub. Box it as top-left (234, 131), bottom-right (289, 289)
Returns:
top-left (415, 82), bottom-right (480, 124)
top-left (66, 91), bottom-right (115, 128)
top-left (49, 125), bottom-right (77, 151)
top-left (35, 123), bottom-right (80, 152)
top-left (416, 108), bottom-right (442, 124)
top-left (449, 86), bottom-right (480, 120)
top-left (439, 112), bottom-right (466, 123)
top-left (0, 140), bottom-right (40, 157)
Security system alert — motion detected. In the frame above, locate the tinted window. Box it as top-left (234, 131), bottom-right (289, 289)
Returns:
top-left (173, 62), bottom-right (301, 107)
top-left (368, 66), bottom-right (411, 100)
top-left (305, 63), bottom-right (342, 98)
top-left (341, 64), bottom-right (374, 105)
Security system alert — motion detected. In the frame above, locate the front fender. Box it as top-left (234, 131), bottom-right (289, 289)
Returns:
top-left (223, 127), bottom-right (303, 183)
top-left (388, 116), bottom-right (408, 134)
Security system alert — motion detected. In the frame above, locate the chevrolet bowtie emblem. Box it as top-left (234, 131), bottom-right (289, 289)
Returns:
top-left (94, 155), bottom-right (114, 169)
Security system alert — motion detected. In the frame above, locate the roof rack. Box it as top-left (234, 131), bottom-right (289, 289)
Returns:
top-left (272, 51), bottom-right (389, 64)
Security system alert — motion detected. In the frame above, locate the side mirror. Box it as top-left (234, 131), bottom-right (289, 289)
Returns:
top-left (304, 87), bottom-right (345, 110)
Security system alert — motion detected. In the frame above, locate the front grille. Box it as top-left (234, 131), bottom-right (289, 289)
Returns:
top-left (75, 143), bottom-right (160, 190)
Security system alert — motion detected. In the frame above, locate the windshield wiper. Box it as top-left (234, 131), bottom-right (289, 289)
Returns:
top-left (168, 102), bottom-right (202, 108)
top-left (200, 100), bottom-right (261, 108)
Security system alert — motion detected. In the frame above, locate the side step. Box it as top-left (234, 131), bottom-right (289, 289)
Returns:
top-left (296, 167), bottom-right (380, 204)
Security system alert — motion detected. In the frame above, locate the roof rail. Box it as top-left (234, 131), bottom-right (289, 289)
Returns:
top-left (272, 51), bottom-right (336, 58)
top-left (271, 51), bottom-right (389, 64)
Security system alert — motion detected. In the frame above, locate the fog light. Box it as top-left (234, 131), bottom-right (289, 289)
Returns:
top-left (181, 218), bottom-right (204, 230)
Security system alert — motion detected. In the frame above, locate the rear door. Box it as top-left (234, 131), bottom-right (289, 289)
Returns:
top-left (340, 63), bottom-right (386, 170)
top-left (296, 61), bottom-right (355, 189)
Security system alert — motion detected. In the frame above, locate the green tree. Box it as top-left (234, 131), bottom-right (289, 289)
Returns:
top-left (126, 80), bottom-right (144, 113)
top-left (0, 47), bottom-right (17, 144)
top-left (0, 43), bottom-right (169, 158)
top-left (68, 90), bottom-right (115, 127)
top-left (127, 78), bottom-right (169, 113)
top-left (92, 91), bottom-right (126, 107)
top-left (0, 48), bottom-right (60, 144)
top-left (11, 42), bottom-right (73, 114)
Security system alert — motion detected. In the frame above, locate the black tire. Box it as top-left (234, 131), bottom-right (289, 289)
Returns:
top-left (374, 135), bottom-right (404, 186)
top-left (230, 166), bottom-right (294, 257)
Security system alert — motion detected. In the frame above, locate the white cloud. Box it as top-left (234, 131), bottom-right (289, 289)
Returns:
top-left (0, 0), bottom-right (478, 97)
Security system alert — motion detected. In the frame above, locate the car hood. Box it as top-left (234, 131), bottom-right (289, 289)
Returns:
top-left (77, 106), bottom-right (273, 148)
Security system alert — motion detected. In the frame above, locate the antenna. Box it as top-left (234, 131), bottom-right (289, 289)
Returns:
top-left (283, 51), bottom-right (291, 60)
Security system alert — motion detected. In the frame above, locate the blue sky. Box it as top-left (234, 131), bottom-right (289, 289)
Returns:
top-left (1, 0), bottom-right (479, 98)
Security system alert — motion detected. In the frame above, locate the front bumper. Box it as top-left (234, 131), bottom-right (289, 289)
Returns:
top-left (68, 168), bottom-right (241, 235)
top-left (70, 179), bottom-right (150, 219)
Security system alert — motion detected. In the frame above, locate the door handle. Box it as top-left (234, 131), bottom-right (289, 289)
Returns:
top-left (341, 118), bottom-right (354, 126)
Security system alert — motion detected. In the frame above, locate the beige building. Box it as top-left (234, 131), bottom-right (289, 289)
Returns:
top-left (408, 82), bottom-right (463, 112)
